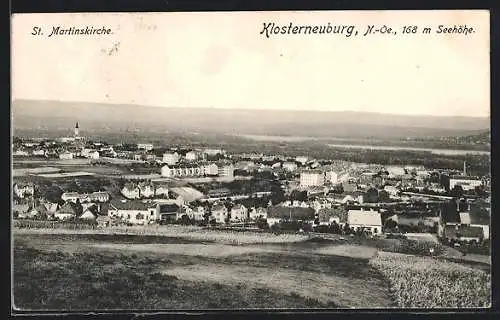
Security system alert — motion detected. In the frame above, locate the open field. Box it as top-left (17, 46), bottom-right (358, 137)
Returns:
top-left (370, 251), bottom-right (491, 308)
top-left (13, 226), bottom-right (311, 245)
top-left (36, 171), bottom-right (96, 178)
top-left (12, 227), bottom-right (491, 310)
top-left (13, 231), bottom-right (394, 310)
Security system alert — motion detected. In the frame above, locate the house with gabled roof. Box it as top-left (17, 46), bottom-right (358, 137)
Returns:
top-left (211, 203), bottom-right (229, 224)
top-left (107, 199), bottom-right (155, 225)
top-left (80, 205), bottom-right (100, 220)
top-left (317, 208), bottom-right (341, 226)
top-left (249, 207), bottom-right (267, 221)
top-left (452, 209), bottom-right (490, 241)
top-left (230, 204), bottom-right (248, 223)
top-left (158, 203), bottom-right (180, 222)
top-left (96, 215), bottom-right (112, 227)
top-left (121, 183), bottom-right (141, 199)
top-left (347, 209), bottom-right (382, 235)
top-left (28, 204), bottom-right (49, 220)
top-left (43, 202), bottom-right (59, 216)
top-left (13, 182), bottom-right (35, 199)
top-left (154, 184), bottom-right (170, 197)
top-left (138, 181), bottom-right (155, 198)
top-left (55, 202), bottom-right (80, 221)
top-left (12, 203), bottom-right (30, 217)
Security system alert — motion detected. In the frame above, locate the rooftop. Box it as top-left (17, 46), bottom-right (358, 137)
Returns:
top-left (347, 210), bottom-right (382, 226)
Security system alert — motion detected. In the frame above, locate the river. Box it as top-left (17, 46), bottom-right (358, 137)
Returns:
top-left (326, 143), bottom-right (490, 156)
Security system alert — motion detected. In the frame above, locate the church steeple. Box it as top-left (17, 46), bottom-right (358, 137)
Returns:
top-left (74, 121), bottom-right (80, 137)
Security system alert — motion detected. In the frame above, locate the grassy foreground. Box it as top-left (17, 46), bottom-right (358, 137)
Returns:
top-left (13, 232), bottom-right (394, 310)
top-left (13, 242), bottom-right (335, 310)
top-left (13, 228), bottom-right (491, 310)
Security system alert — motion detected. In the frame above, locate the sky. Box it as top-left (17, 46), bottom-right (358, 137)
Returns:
top-left (11, 10), bottom-right (490, 117)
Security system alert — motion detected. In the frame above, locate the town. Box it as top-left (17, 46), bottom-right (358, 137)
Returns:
top-left (12, 122), bottom-right (491, 252)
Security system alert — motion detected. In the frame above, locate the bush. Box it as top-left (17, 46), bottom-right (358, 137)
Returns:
top-left (385, 239), bottom-right (444, 256)
top-left (256, 218), bottom-right (269, 230)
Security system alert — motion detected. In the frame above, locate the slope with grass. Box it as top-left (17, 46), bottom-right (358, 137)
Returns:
top-left (13, 232), bottom-right (394, 310)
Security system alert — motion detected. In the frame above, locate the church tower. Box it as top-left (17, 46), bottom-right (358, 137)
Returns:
top-left (74, 122), bottom-right (80, 137)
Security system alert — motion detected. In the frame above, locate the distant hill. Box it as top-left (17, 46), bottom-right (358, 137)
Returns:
top-left (11, 100), bottom-right (490, 139)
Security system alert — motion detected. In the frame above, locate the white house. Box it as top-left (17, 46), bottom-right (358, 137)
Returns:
top-left (54, 203), bottom-right (79, 221)
top-left (13, 149), bottom-right (29, 156)
top-left (339, 194), bottom-right (364, 204)
top-left (161, 164), bottom-right (204, 178)
top-left (88, 151), bottom-right (100, 159)
top-left (204, 148), bottom-right (224, 156)
top-left (107, 200), bottom-right (156, 225)
top-left (121, 184), bottom-right (141, 199)
top-left (218, 164), bottom-right (235, 178)
top-left (295, 156), bottom-right (309, 165)
top-left (59, 152), bottom-right (74, 160)
top-left (282, 162), bottom-right (298, 172)
top-left (249, 207), bottom-right (268, 220)
top-left (203, 163), bottom-right (219, 176)
top-left (458, 211), bottom-right (490, 240)
top-left (79, 206), bottom-right (100, 220)
top-left (449, 177), bottom-right (483, 191)
top-left (347, 209), bottom-right (383, 235)
top-left (155, 185), bottom-right (170, 197)
top-left (13, 183), bottom-right (35, 198)
top-left (185, 151), bottom-right (199, 161)
top-left (162, 152), bottom-right (180, 165)
top-left (230, 204), bottom-right (248, 223)
top-left (385, 166), bottom-right (406, 177)
top-left (32, 149), bottom-right (46, 156)
top-left (138, 182), bottom-right (155, 198)
top-left (383, 185), bottom-right (399, 196)
top-left (267, 218), bottom-right (281, 227)
top-left (300, 170), bottom-right (325, 187)
top-left (325, 170), bottom-right (339, 184)
top-left (137, 143), bottom-right (154, 151)
top-left (211, 204), bottom-right (228, 224)
top-left (61, 191), bottom-right (110, 203)
top-left (192, 206), bottom-right (206, 221)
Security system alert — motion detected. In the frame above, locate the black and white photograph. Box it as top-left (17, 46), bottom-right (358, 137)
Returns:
top-left (11, 10), bottom-right (491, 311)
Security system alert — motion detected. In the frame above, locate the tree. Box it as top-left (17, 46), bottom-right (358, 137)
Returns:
top-left (45, 186), bottom-right (64, 204)
top-left (180, 214), bottom-right (191, 225)
top-left (271, 192), bottom-right (286, 205)
top-left (256, 218), bottom-right (269, 229)
top-left (440, 175), bottom-right (451, 192)
top-left (378, 190), bottom-right (390, 203)
top-left (330, 221), bottom-right (341, 234)
top-left (364, 188), bottom-right (379, 203)
top-left (290, 190), bottom-right (307, 202)
top-left (203, 210), bottom-right (212, 223)
top-left (450, 185), bottom-right (464, 198)
top-left (473, 186), bottom-right (487, 198)
top-left (384, 219), bottom-right (398, 231)
top-left (343, 223), bottom-right (351, 235)
top-left (332, 184), bottom-right (344, 194)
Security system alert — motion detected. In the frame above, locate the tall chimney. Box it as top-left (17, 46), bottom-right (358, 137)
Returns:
top-left (463, 161), bottom-right (467, 176)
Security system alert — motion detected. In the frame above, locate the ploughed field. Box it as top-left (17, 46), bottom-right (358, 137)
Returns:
top-left (13, 228), bottom-right (491, 310)
top-left (13, 231), bottom-right (393, 310)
